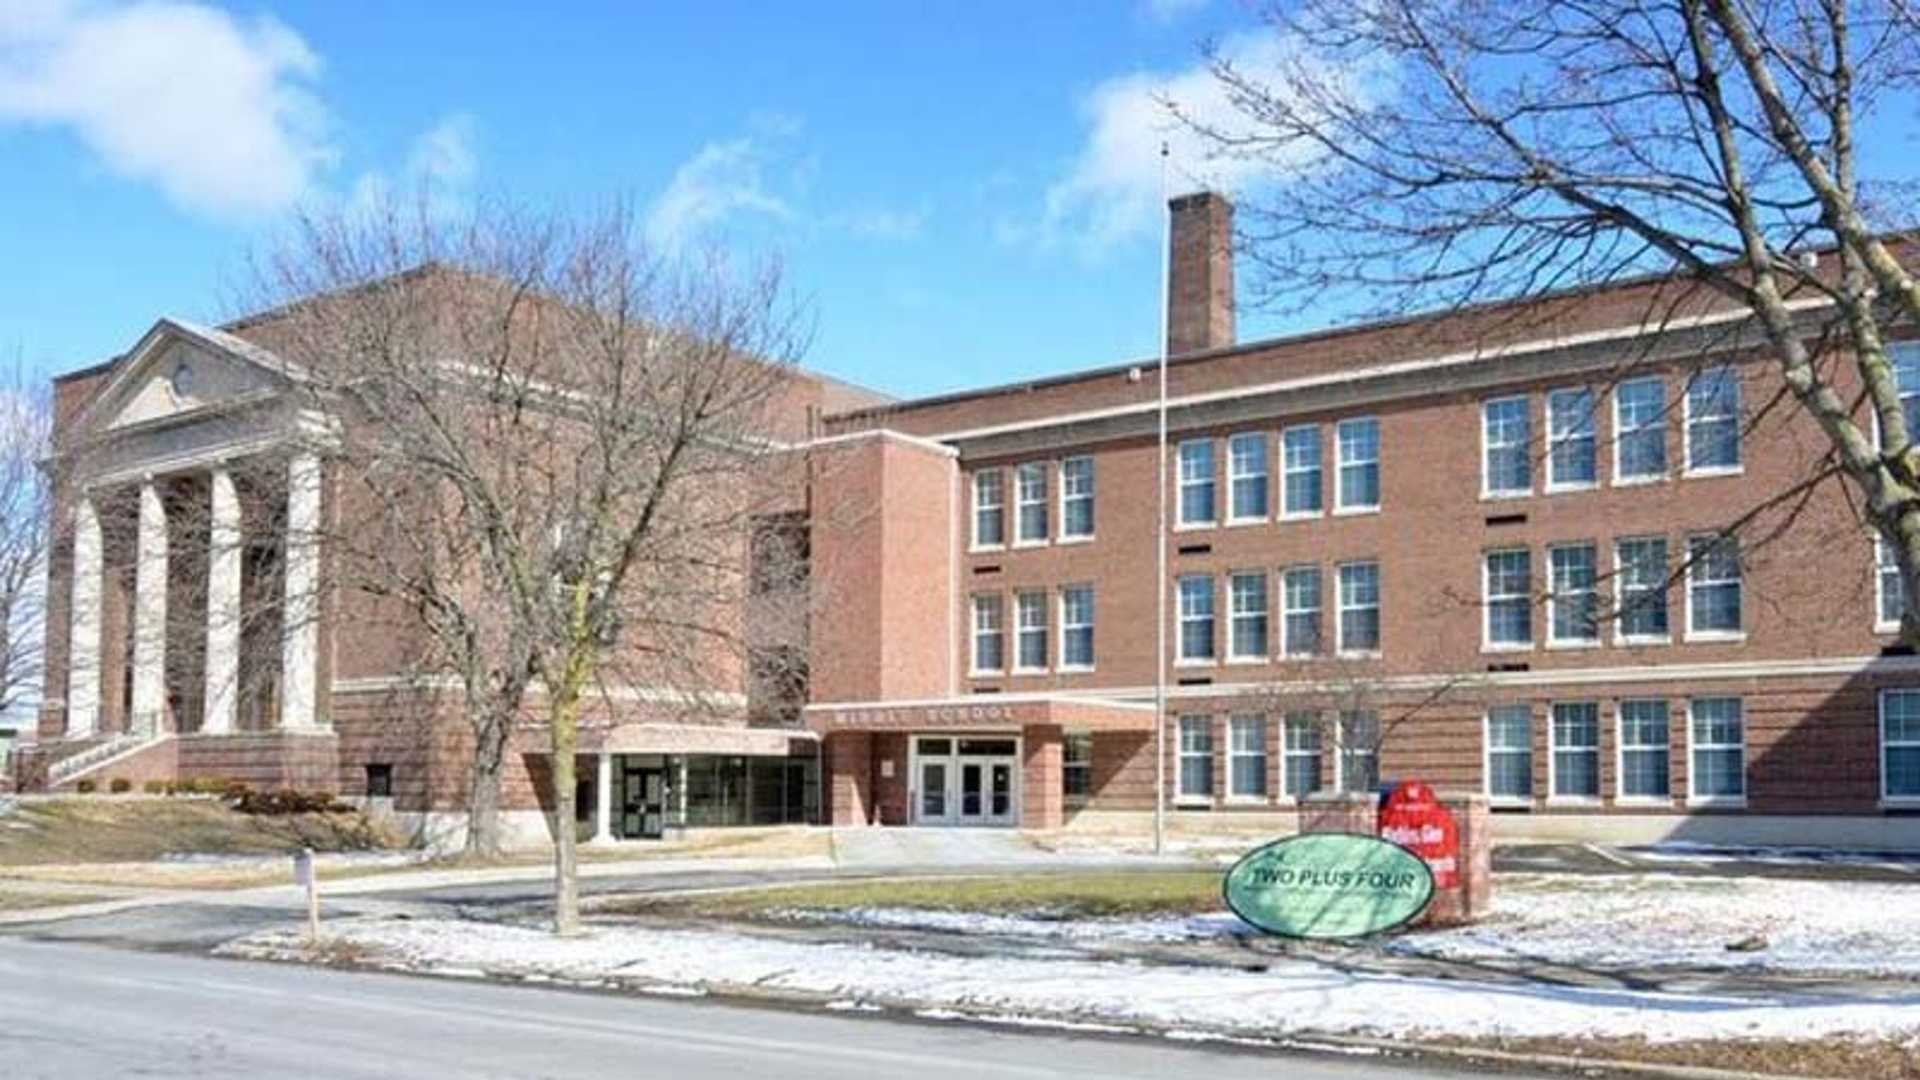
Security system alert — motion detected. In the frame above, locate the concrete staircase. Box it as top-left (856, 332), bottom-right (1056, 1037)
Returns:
top-left (45, 733), bottom-right (171, 789)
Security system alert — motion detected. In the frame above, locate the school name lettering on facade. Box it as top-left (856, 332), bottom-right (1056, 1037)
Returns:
top-left (824, 704), bottom-right (1031, 731)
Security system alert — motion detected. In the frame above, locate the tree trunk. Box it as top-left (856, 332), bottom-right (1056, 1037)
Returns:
top-left (464, 712), bottom-right (509, 859)
top-left (548, 695), bottom-right (581, 936)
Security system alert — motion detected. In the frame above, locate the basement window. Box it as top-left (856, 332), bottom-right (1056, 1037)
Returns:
top-left (365, 763), bottom-right (394, 798)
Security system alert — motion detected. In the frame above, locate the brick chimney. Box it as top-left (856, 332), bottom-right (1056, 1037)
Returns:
top-left (1166, 191), bottom-right (1236, 356)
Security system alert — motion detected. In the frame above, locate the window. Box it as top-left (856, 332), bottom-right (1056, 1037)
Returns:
top-left (1484, 549), bottom-right (1532, 649)
top-left (1482, 397), bottom-right (1531, 495)
top-left (1281, 425), bottom-right (1323, 516)
top-left (1550, 702), bottom-right (1601, 798)
top-left (1178, 439), bottom-right (1216, 526)
top-left (1616, 537), bottom-right (1671, 642)
top-left (1015, 462), bottom-right (1049, 543)
top-left (1689, 697), bottom-right (1746, 803)
top-left (1228, 571), bottom-right (1269, 660)
top-left (1336, 418), bottom-right (1381, 511)
top-left (1614, 378), bottom-right (1667, 481)
top-left (1177, 574), bottom-right (1216, 662)
top-left (1337, 561), bottom-right (1380, 654)
top-left (1059, 585), bottom-right (1095, 670)
top-left (1281, 566), bottom-right (1322, 657)
top-left (1063, 733), bottom-right (1093, 798)
top-left (1686, 366), bottom-right (1742, 473)
top-left (1485, 706), bottom-right (1533, 802)
top-left (1687, 534), bottom-right (1743, 638)
top-left (1282, 713), bottom-right (1323, 797)
top-left (971, 594), bottom-right (1005, 673)
top-left (1339, 710), bottom-right (1380, 793)
top-left (1015, 591), bottom-right (1048, 671)
top-left (1548, 543), bottom-right (1599, 645)
top-left (365, 763), bottom-right (394, 798)
top-left (1179, 715), bottom-right (1214, 798)
top-left (1547, 387), bottom-right (1598, 488)
top-left (1881, 689), bottom-right (1920, 801)
top-left (1229, 715), bottom-right (1268, 798)
top-left (1879, 536), bottom-right (1906, 632)
top-left (1618, 699), bottom-right (1671, 800)
top-left (1060, 457), bottom-right (1095, 539)
top-left (972, 470), bottom-right (1005, 547)
top-left (1227, 433), bottom-right (1269, 521)
top-left (1892, 343), bottom-right (1920, 445)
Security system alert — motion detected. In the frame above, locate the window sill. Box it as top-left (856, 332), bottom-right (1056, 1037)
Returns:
top-left (968, 543), bottom-right (1005, 555)
top-left (967, 669), bottom-right (1005, 679)
top-left (1173, 797), bottom-right (1213, 808)
top-left (1222, 795), bottom-right (1269, 806)
top-left (1010, 667), bottom-right (1050, 677)
top-left (1615, 635), bottom-right (1672, 648)
top-left (1617, 795), bottom-right (1676, 807)
top-left (1010, 539), bottom-right (1050, 550)
top-left (1488, 796), bottom-right (1534, 809)
top-left (1279, 510), bottom-right (1324, 522)
top-left (1056, 665), bottom-right (1095, 675)
top-left (1480, 489), bottom-right (1532, 502)
top-left (1482, 642), bottom-right (1534, 654)
top-left (1225, 517), bottom-right (1269, 528)
top-left (1684, 631), bottom-right (1748, 645)
top-left (1875, 622), bottom-right (1902, 635)
top-left (1055, 534), bottom-right (1094, 546)
top-left (1336, 650), bottom-right (1383, 660)
top-left (1546, 796), bottom-right (1603, 806)
top-left (1174, 658), bottom-right (1219, 669)
top-left (1544, 481), bottom-right (1600, 495)
top-left (1224, 656), bottom-right (1269, 666)
top-left (1611, 474), bottom-right (1669, 488)
top-left (1684, 466), bottom-right (1744, 480)
top-left (1687, 796), bottom-right (1748, 810)
top-left (1545, 639), bottom-right (1603, 651)
top-left (1174, 521), bottom-right (1218, 532)
top-left (1880, 797), bottom-right (1920, 810)
top-left (1332, 505), bottom-right (1381, 517)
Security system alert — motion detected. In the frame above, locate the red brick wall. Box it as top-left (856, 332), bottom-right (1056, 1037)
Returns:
top-left (825, 731), bottom-right (873, 825)
top-left (1022, 724), bottom-right (1064, 829)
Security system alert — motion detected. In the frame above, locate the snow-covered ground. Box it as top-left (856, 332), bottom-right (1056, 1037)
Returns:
top-left (224, 913), bottom-right (1920, 1044)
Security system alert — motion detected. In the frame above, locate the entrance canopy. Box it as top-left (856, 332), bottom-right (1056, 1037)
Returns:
top-left (578, 723), bottom-right (817, 757)
top-left (805, 694), bottom-right (1155, 735)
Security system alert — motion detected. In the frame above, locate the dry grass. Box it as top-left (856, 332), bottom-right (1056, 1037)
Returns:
top-left (1438, 1034), bottom-right (1920, 1079)
top-left (601, 870), bottom-right (1226, 920)
top-left (0, 798), bottom-right (411, 872)
top-left (431, 826), bottom-right (834, 870)
top-left (0, 884), bottom-right (130, 912)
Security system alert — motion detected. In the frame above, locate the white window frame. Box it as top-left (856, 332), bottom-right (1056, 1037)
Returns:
top-left (1281, 712), bottom-right (1322, 800)
top-left (1613, 536), bottom-right (1672, 645)
top-left (1879, 688), bottom-right (1920, 805)
top-left (1547, 542), bottom-right (1601, 648)
top-left (1176, 574), bottom-right (1216, 665)
top-left (971, 469), bottom-right (1005, 550)
top-left (1058, 584), bottom-right (1095, 672)
top-left (1481, 395), bottom-right (1532, 498)
top-left (1281, 565), bottom-right (1322, 658)
top-left (1482, 547), bottom-right (1533, 652)
top-left (1683, 365), bottom-right (1743, 476)
top-left (1226, 432), bottom-right (1270, 524)
top-left (1177, 439), bottom-right (1217, 528)
top-left (1336, 560), bottom-right (1381, 657)
top-left (1612, 376), bottom-right (1668, 485)
top-left (1547, 701), bottom-right (1602, 803)
top-left (1877, 535), bottom-right (1905, 635)
top-left (1337, 710), bottom-right (1379, 794)
top-left (1546, 387), bottom-right (1599, 491)
top-left (1227, 714), bottom-right (1268, 801)
top-left (1685, 533), bottom-right (1745, 642)
top-left (1615, 698), bottom-right (1672, 803)
top-left (1014, 462), bottom-right (1049, 547)
top-left (1686, 697), bottom-right (1747, 807)
top-left (1062, 732), bottom-right (1093, 800)
top-left (1177, 715), bottom-right (1214, 802)
top-left (1334, 417), bottom-right (1381, 514)
top-left (1483, 704), bottom-right (1534, 805)
top-left (1013, 590), bottom-right (1049, 674)
top-left (1058, 456), bottom-right (1095, 542)
top-left (969, 593), bottom-right (1005, 675)
top-left (1280, 424), bottom-right (1324, 519)
top-left (1227, 571), bottom-right (1269, 663)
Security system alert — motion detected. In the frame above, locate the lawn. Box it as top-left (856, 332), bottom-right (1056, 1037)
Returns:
top-left (603, 870), bottom-right (1226, 920)
top-left (0, 798), bottom-right (410, 869)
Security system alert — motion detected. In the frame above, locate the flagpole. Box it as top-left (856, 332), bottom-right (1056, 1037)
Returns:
top-left (1153, 142), bottom-right (1171, 858)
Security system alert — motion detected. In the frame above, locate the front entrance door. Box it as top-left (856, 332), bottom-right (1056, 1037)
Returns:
top-left (911, 736), bottom-right (1019, 827)
top-left (918, 758), bottom-right (952, 825)
top-left (621, 766), bottom-right (668, 839)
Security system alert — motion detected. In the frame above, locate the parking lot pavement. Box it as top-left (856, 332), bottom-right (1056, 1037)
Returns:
top-left (1494, 840), bottom-right (1920, 883)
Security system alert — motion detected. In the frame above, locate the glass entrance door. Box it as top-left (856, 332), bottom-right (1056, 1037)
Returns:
top-left (918, 758), bottom-right (952, 825)
top-left (913, 735), bottom-right (1020, 827)
top-left (621, 767), bottom-right (668, 839)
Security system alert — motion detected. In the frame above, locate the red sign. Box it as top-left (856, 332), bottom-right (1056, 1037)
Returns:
top-left (1377, 780), bottom-right (1459, 890)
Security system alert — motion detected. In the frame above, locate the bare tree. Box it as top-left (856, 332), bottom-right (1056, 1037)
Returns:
top-left (0, 364), bottom-right (50, 722)
top-left (1182, 0), bottom-right (1920, 641)
top-left (245, 198), bottom-right (809, 930)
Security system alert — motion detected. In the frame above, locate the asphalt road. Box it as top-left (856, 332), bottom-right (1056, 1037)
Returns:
top-left (0, 939), bottom-right (1522, 1079)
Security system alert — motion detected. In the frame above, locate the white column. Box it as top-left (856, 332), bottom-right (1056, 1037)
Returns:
top-left (66, 498), bottom-right (102, 738)
top-left (130, 481), bottom-right (168, 736)
top-left (202, 468), bottom-right (242, 735)
top-left (593, 753), bottom-right (614, 843)
top-left (279, 453), bottom-right (323, 729)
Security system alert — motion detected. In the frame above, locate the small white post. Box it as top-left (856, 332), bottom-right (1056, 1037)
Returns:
top-left (592, 752), bottom-right (613, 843)
top-left (293, 847), bottom-right (318, 942)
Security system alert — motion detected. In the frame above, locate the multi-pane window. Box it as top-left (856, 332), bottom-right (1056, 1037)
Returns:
top-left (1228, 571), bottom-right (1269, 660)
top-left (1177, 574), bottom-right (1216, 662)
top-left (1229, 714), bottom-right (1267, 798)
top-left (1337, 561), bottom-right (1381, 654)
top-left (1015, 462), bottom-right (1049, 543)
top-left (1881, 689), bottom-right (1920, 800)
top-left (1550, 702), bottom-right (1601, 798)
top-left (972, 470), bottom-right (1005, 547)
top-left (1178, 440), bottom-right (1217, 525)
top-left (971, 594), bottom-right (1004, 673)
top-left (1614, 378), bottom-right (1667, 481)
top-left (1281, 425), bottom-right (1323, 516)
top-left (1687, 534), bottom-right (1743, 637)
top-left (1485, 705), bottom-right (1533, 801)
top-left (1336, 418), bottom-right (1381, 511)
top-left (1283, 713), bottom-right (1322, 797)
top-left (1547, 388), bottom-right (1598, 488)
top-left (1178, 715), bottom-right (1214, 798)
top-left (1062, 733), bottom-right (1093, 798)
top-left (1339, 710), bottom-right (1380, 793)
top-left (1015, 591), bottom-right (1048, 671)
top-left (1549, 543), bottom-right (1599, 644)
top-left (1060, 457), bottom-right (1095, 539)
top-left (1686, 366), bottom-right (1742, 472)
top-left (1618, 699), bottom-right (1671, 800)
top-left (1484, 549), bottom-right (1532, 648)
top-left (1483, 397), bottom-right (1531, 495)
top-left (1059, 585), bottom-right (1095, 670)
top-left (1281, 566), bottom-right (1323, 657)
top-left (1689, 697), bottom-right (1746, 802)
top-left (1616, 537), bottom-right (1671, 641)
top-left (1893, 343), bottom-right (1920, 444)
top-left (1228, 433), bottom-right (1269, 521)
top-left (1879, 537), bottom-right (1907, 631)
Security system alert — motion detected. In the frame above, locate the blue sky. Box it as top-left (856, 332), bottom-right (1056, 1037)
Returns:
top-left (0, 0), bottom-right (1299, 399)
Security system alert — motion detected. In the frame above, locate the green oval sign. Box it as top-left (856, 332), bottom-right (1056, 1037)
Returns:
top-left (1223, 832), bottom-right (1435, 939)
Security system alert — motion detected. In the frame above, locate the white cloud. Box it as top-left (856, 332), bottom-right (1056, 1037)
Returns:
top-left (1142, 0), bottom-right (1208, 22)
top-left (645, 137), bottom-right (793, 250)
top-left (830, 207), bottom-right (926, 241)
top-left (346, 112), bottom-right (479, 218)
top-left (0, 0), bottom-right (332, 220)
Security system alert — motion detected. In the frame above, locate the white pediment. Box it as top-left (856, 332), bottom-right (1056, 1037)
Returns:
top-left (75, 318), bottom-right (300, 439)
